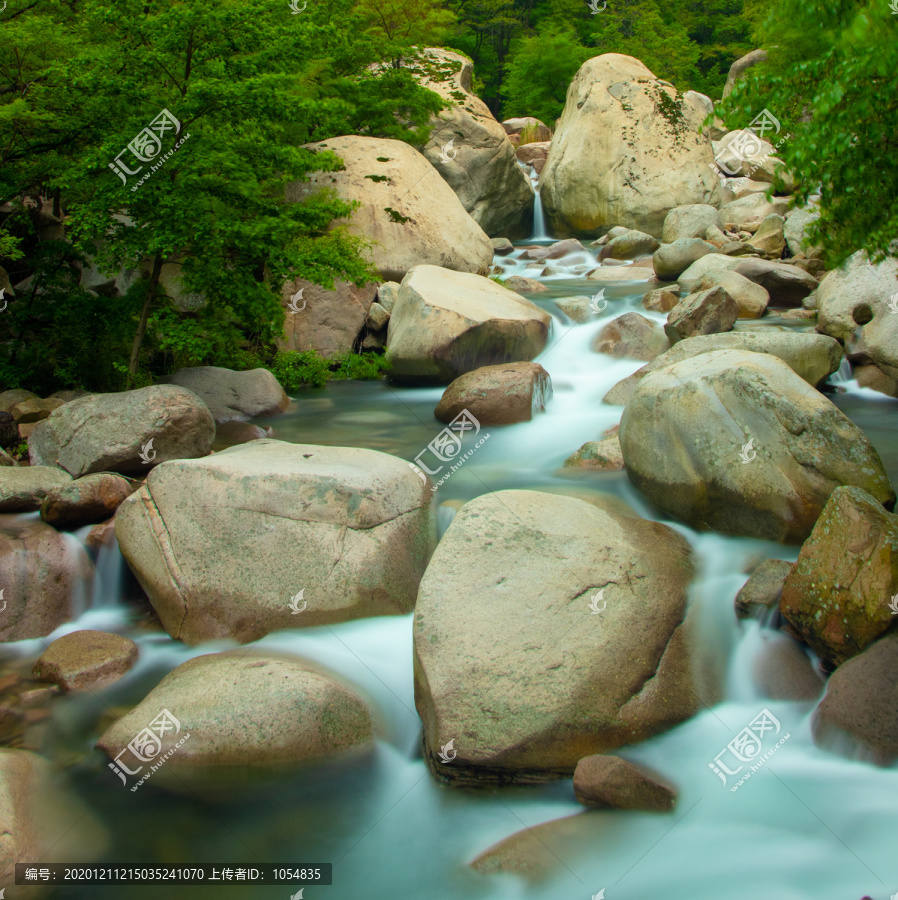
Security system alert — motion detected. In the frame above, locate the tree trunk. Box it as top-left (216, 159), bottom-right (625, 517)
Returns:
top-left (127, 253), bottom-right (163, 386)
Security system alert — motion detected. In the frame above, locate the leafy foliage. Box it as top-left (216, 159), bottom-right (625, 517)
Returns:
top-left (719, 0), bottom-right (898, 265)
top-left (272, 349), bottom-right (391, 390)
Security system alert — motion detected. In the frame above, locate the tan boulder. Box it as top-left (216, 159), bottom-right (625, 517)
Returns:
top-left (434, 362), bottom-right (551, 425)
top-left (115, 440), bottom-right (434, 644)
top-left (0, 466), bottom-right (72, 513)
top-left (414, 490), bottom-right (705, 784)
top-left (642, 287), bottom-right (681, 312)
top-left (664, 287), bottom-right (738, 342)
top-left (662, 205), bottom-right (723, 243)
top-left (541, 54), bottom-right (719, 238)
top-left (619, 350), bottom-right (894, 542)
top-left (410, 49), bottom-right (533, 237)
top-left (780, 486), bottom-right (898, 666)
top-left (386, 265), bottom-right (551, 384)
top-left (694, 269), bottom-right (769, 318)
top-left (573, 755), bottom-right (677, 811)
top-left (40, 473), bottom-right (136, 528)
top-left (591, 312), bottom-right (670, 360)
top-left (33, 630), bottom-right (138, 691)
top-left (734, 259), bottom-right (817, 307)
top-left (563, 433), bottom-right (624, 471)
top-left (287, 135), bottom-right (493, 281)
top-left (10, 397), bottom-right (65, 424)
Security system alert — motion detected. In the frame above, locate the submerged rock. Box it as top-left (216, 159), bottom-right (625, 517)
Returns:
top-left (414, 489), bottom-right (704, 785)
top-left (619, 350), bottom-right (894, 542)
top-left (573, 755), bottom-right (677, 811)
top-left (386, 265), bottom-right (550, 385)
top-left (434, 362), bottom-right (551, 425)
top-left (115, 440), bottom-right (434, 644)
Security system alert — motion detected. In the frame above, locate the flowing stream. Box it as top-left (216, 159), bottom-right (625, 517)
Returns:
top-left (5, 223), bottom-right (898, 900)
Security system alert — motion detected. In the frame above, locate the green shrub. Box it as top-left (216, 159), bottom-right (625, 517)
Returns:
top-left (270, 349), bottom-right (391, 391)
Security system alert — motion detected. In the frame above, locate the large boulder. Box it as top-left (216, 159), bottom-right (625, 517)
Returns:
top-left (115, 440), bottom-right (434, 644)
top-left (165, 366), bottom-right (289, 422)
top-left (600, 229), bottom-right (660, 260)
top-left (662, 205), bottom-right (723, 243)
top-left (603, 331), bottom-right (843, 405)
top-left (502, 117), bottom-right (552, 142)
top-left (287, 136), bottom-right (493, 281)
top-left (40, 472), bottom-right (136, 528)
top-left (784, 205), bottom-right (822, 258)
top-left (0, 750), bottom-right (108, 886)
top-left (694, 269), bottom-right (769, 318)
top-left (664, 287), bottom-right (738, 342)
top-left (592, 312), bottom-right (669, 360)
top-left (97, 652), bottom-right (373, 780)
top-left (434, 362), bottom-right (551, 425)
top-left (815, 251), bottom-right (898, 380)
top-left (734, 259), bottom-right (818, 307)
top-left (0, 519), bottom-right (93, 642)
top-left (279, 278), bottom-right (377, 357)
top-left (540, 54), bottom-right (719, 238)
top-left (385, 265), bottom-right (551, 385)
top-left (676, 253), bottom-right (745, 292)
top-left (813, 633), bottom-right (898, 765)
top-left (414, 490), bottom-right (705, 784)
top-left (653, 238), bottom-right (717, 281)
top-left (28, 386), bottom-right (215, 478)
top-left (409, 49), bottom-right (533, 237)
top-left (0, 466), bottom-right (72, 513)
top-left (722, 49), bottom-right (768, 98)
top-left (780, 487), bottom-right (898, 666)
top-left (619, 350), bottom-right (894, 542)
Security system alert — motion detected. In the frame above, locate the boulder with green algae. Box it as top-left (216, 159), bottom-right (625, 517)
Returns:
top-left (780, 486), bottom-right (898, 666)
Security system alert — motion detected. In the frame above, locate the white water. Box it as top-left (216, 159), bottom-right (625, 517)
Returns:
top-left (525, 162), bottom-right (550, 242)
top-left (4, 242), bottom-right (897, 900)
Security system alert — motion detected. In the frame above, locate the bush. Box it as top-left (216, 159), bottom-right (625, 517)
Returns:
top-left (270, 349), bottom-right (391, 391)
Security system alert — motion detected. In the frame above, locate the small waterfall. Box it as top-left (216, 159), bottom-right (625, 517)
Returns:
top-left (524, 162), bottom-right (549, 242)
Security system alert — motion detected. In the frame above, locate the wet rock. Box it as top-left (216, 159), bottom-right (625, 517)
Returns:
top-left (642, 287), bottom-right (681, 313)
top-left (165, 366), bottom-right (289, 423)
top-left (214, 421), bottom-right (271, 447)
top-left (592, 312), bottom-right (670, 360)
top-left (33, 630), bottom-right (138, 691)
top-left (563, 433), bottom-right (624, 471)
top-left (573, 755), bottom-right (677, 811)
top-left (115, 440), bottom-right (434, 644)
top-left (780, 486), bottom-right (898, 666)
top-left (490, 237), bottom-right (515, 255)
top-left (619, 350), bottom-right (894, 542)
top-left (434, 362), bottom-right (551, 425)
top-left (734, 259), bottom-right (818, 307)
top-left (496, 275), bottom-right (549, 294)
top-left (523, 238), bottom-right (586, 261)
top-left (694, 269), bottom-right (769, 318)
top-left (97, 652), bottom-right (373, 775)
top-left (750, 631), bottom-right (824, 702)
top-left (288, 135), bottom-right (493, 281)
top-left (0, 519), bottom-right (94, 641)
top-left (40, 473), bottom-right (136, 528)
top-left (735, 559), bottom-right (793, 619)
top-left (813, 633), bottom-right (898, 765)
top-left (0, 466), bottom-right (72, 512)
top-left (653, 238), bottom-right (717, 281)
top-left (555, 296), bottom-right (594, 322)
top-left (854, 364), bottom-right (898, 398)
top-left (414, 489), bottom-right (704, 784)
top-left (602, 331), bottom-right (843, 406)
top-left (85, 518), bottom-right (117, 550)
top-left (29, 385), bottom-right (215, 478)
top-left (665, 287), bottom-right (738, 342)
top-left (386, 265), bottom-right (551, 385)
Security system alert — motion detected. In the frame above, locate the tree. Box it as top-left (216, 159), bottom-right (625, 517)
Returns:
top-left (357, 0), bottom-right (456, 67)
top-left (719, 0), bottom-right (898, 266)
top-left (502, 25), bottom-right (591, 124)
